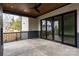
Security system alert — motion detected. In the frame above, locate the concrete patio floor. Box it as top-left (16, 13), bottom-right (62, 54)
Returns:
top-left (3, 39), bottom-right (79, 56)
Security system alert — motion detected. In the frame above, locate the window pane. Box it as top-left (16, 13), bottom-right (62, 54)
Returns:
top-left (47, 20), bottom-right (52, 40)
top-left (63, 12), bottom-right (75, 45)
top-left (3, 13), bottom-right (21, 42)
top-left (41, 20), bottom-right (46, 39)
top-left (54, 16), bottom-right (62, 42)
top-left (3, 13), bottom-right (21, 33)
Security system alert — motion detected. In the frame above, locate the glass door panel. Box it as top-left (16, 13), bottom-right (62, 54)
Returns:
top-left (63, 12), bottom-right (75, 45)
top-left (54, 16), bottom-right (62, 42)
top-left (41, 20), bottom-right (46, 39)
top-left (47, 20), bottom-right (53, 40)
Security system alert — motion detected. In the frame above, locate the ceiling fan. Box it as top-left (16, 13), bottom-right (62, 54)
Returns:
top-left (30, 3), bottom-right (42, 13)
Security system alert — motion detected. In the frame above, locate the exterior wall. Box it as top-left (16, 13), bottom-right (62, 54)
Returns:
top-left (21, 17), bottom-right (39, 39)
top-left (21, 17), bottom-right (29, 39)
top-left (37, 3), bottom-right (79, 47)
top-left (22, 17), bottom-right (29, 31)
top-left (29, 18), bottom-right (39, 31)
top-left (28, 18), bottom-right (39, 38)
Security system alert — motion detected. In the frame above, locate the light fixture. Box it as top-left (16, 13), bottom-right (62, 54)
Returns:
top-left (24, 9), bottom-right (27, 12)
top-left (11, 6), bottom-right (14, 8)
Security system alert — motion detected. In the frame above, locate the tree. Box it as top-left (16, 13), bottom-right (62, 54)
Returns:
top-left (11, 18), bottom-right (21, 30)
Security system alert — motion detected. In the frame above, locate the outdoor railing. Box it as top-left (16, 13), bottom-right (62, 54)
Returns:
top-left (3, 32), bottom-right (21, 43)
top-left (3, 31), bottom-right (28, 43)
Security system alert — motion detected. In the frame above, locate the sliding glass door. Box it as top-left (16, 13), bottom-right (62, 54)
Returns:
top-left (63, 12), bottom-right (76, 45)
top-left (40, 10), bottom-right (77, 46)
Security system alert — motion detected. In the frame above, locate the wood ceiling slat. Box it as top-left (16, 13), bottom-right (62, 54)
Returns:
top-left (2, 3), bottom-right (69, 18)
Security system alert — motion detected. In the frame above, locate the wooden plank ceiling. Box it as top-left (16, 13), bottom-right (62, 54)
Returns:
top-left (1, 3), bottom-right (69, 18)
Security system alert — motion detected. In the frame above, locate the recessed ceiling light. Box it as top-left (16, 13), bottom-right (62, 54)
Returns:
top-left (24, 10), bottom-right (27, 12)
top-left (11, 6), bottom-right (14, 8)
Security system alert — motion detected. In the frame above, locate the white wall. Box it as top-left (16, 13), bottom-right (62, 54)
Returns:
top-left (21, 17), bottom-right (39, 31)
top-left (22, 16), bottom-right (29, 31)
top-left (29, 17), bottom-right (39, 31)
top-left (37, 3), bottom-right (79, 32)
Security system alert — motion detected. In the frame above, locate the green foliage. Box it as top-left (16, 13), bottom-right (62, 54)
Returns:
top-left (11, 19), bottom-right (21, 30)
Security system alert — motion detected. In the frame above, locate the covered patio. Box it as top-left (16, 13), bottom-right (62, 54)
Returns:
top-left (0, 3), bottom-right (79, 56)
